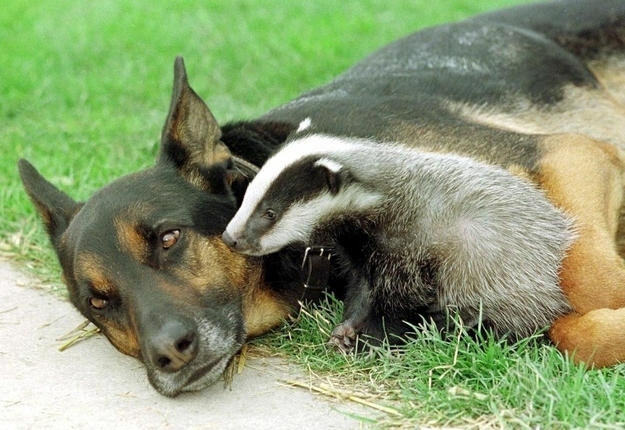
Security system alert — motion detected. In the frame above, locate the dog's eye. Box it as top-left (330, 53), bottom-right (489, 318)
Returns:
top-left (89, 297), bottom-right (109, 310)
top-left (161, 229), bottom-right (180, 249)
top-left (264, 209), bottom-right (276, 220)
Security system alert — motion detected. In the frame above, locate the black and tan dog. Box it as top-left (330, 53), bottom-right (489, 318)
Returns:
top-left (18, 0), bottom-right (625, 397)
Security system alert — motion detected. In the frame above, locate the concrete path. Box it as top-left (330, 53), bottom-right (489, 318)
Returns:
top-left (0, 259), bottom-right (373, 429)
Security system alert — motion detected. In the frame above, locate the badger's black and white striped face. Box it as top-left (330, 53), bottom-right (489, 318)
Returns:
top-left (223, 134), bottom-right (381, 256)
top-left (223, 154), bottom-right (343, 255)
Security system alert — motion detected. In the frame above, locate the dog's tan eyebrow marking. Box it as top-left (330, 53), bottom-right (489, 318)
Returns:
top-left (75, 253), bottom-right (116, 297)
top-left (114, 217), bottom-right (149, 262)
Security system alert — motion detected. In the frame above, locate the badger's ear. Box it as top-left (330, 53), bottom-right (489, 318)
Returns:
top-left (315, 158), bottom-right (346, 195)
top-left (159, 56), bottom-right (240, 193)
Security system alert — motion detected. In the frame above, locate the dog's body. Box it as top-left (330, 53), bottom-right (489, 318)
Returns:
top-left (223, 134), bottom-right (574, 348)
top-left (18, 0), bottom-right (625, 397)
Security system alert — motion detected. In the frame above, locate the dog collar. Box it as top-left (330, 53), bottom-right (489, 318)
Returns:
top-left (298, 245), bottom-right (335, 304)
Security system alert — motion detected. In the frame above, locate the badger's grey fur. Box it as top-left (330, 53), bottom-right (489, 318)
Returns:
top-left (223, 133), bottom-right (574, 348)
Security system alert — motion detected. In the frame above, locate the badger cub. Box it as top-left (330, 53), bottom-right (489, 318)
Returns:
top-left (223, 133), bottom-right (573, 350)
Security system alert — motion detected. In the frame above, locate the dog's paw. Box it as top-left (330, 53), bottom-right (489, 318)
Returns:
top-left (328, 321), bottom-right (359, 352)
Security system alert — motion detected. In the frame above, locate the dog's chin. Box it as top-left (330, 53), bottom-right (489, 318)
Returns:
top-left (147, 345), bottom-right (240, 397)
top-left (148, 353), bottom-right (235, 398)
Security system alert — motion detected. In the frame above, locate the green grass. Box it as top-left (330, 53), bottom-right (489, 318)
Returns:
top-left (261, 295), bottom-right (625, 428)
top-left (5, 0), bottom-right (624, 428)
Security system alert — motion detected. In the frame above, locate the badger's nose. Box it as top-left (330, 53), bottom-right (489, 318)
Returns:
top-left (222, 230), bottom-right (237, 248)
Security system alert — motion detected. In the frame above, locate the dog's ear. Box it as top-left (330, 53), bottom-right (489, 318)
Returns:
top-left (17, 159), bottom-right (82, 248)
top-left (159, 56), bottom-right (240, 193)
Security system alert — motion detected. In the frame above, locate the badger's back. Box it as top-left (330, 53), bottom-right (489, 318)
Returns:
top-left (323, 140), bottom-right (574, 338)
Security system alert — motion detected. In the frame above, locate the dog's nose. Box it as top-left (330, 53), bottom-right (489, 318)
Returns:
top-left (146, 321), bottom-right (198, 373)
top-left (221, 230), bottom-right (237, 248)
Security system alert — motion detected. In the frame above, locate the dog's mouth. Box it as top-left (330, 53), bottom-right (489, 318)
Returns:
top-left (144, 317), bottom-right (246, 397)
top-left (147, 352), bottom-right (237, 397)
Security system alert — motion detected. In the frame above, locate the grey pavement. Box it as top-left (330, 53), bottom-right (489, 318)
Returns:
top-left (0, 259), bottom-right (374, 429)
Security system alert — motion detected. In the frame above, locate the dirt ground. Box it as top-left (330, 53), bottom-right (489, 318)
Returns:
top-left (0, 258), bottom-right (375, 429)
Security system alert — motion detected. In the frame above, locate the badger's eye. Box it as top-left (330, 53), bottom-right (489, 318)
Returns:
top-left (161, 229), bottom-right (180, 249)
top-left (89, 297), bottom-right (109, 310)
top-left (264, 209), bottom-right (276, 220)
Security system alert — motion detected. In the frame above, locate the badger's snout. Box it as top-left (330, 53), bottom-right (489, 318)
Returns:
top-left (221, 230), bottom-right (238, 248)
top-left (222, 229), bottom-right (269, 256)
top-left (222, 229), bottom-right (257, 254)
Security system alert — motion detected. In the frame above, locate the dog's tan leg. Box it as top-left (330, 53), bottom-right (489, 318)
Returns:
top-left (539, 134), bottom-right (625, 366)
top-left (549, 309), bottom-right (625, 367)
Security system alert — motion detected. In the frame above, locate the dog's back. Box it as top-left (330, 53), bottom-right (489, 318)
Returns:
top-left (261, 0), bottom-right (625, 165)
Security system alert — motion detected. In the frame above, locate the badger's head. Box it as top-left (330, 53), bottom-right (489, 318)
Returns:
top-left (223, 135), bottom-right (385, 255)
top-left (222, 152), bottom-right (346, 255)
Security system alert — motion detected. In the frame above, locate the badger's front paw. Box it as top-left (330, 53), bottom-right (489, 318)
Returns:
top-left (328, 321), bottom-right (359, 352)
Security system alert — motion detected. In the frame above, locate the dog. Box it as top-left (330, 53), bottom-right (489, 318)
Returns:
top-left (222, 133), bottom-right (574, 349)
top-left (18, 0), bottom-right (625, 397)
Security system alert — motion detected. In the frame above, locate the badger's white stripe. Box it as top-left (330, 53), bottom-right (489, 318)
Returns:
top-left (256, 196), bottom-right (332, 254)
top-left (226, 135), bottom-right (362, 237)
top-left (258, 184), bottom-right (383, 254)
top-left (296, 117), bottom-right (312, 133)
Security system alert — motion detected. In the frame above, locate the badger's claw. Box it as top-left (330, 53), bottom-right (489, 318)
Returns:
top-left (328, 321), bottom-right (359, 352)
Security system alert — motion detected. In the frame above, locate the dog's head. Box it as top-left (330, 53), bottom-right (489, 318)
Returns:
top-left (18, 57), bottom-right (290, 397)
